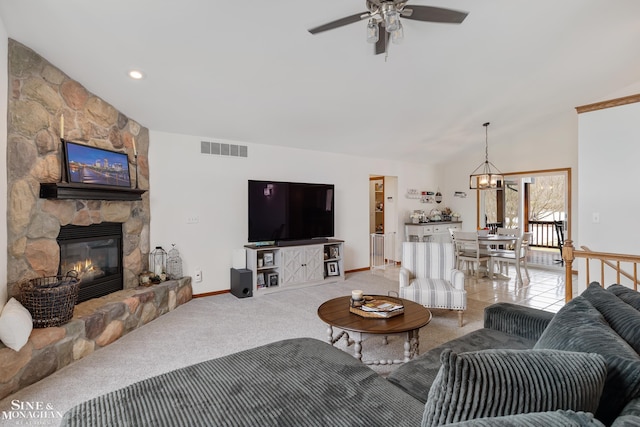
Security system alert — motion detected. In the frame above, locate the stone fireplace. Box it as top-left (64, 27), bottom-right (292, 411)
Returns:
top-left (6, 39), bottom-right (151, 299)
top-left (58, 222), bottom-right (123, 303)
top-left (0, 40), bottom-right (195, 403)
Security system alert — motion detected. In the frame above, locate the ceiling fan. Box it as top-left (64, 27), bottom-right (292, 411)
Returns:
top-left (308, 0), bottom-right (468, 55)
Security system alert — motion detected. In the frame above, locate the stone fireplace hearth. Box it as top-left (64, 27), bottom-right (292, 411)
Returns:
top-left (0, 277), bottom-right (193, 400)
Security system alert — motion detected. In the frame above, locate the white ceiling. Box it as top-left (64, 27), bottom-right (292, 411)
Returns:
top-left (1, 0), bottom-right (639, 163)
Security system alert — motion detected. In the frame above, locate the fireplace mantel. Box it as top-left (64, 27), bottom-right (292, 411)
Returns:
top-left (40, 182), bottom-right (146, 201)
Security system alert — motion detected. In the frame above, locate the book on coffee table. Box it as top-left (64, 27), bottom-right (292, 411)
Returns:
top-left (350, 297), bottom-right (404, 318)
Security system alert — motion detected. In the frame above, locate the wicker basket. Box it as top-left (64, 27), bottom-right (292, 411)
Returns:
top-left (19, 271), bottom-right (80, 328)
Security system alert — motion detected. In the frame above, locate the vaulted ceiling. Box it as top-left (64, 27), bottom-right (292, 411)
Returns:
top-left (1, 0), bottom-right (639, 163)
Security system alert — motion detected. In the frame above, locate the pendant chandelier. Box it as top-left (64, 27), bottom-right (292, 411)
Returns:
top-left (469, 122), bottom-right (504, 190)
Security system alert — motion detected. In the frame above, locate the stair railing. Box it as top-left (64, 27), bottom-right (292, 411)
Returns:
top-left (563, 240), bottom-right (640, 302)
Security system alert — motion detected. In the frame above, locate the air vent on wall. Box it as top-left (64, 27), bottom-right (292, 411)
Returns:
top-left (201, 141), bottom-right (248, 158)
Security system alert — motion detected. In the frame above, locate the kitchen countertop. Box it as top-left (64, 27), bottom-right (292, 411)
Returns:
top-left (404, 221), bottom-right (462, 225)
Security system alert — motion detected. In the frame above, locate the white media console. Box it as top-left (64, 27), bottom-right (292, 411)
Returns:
top-left (244, 239), bottom-right (345, 295)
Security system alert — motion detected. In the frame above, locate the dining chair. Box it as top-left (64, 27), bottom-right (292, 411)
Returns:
top-left (497, 227), bottom-right (518, 236)
top-left (554, 221), bottom-right (565, 265)
top-left (399, 241), bottom-right (466, 327)
top-left (447, 227), bottom-right (457, 242)
top-left (495, 227), bottom-right (518, 251)
top-left (492, 231), bottom-right (532, 283)
top-left (452, 231), bottom-right (493, 279)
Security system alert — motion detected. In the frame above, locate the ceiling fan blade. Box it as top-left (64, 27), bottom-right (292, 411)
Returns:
top-left (308, 12), bottom-right (368, 34)
top-left (374, 24), bottom-right (386, 55)
top-left (401, 5), bottom-right (468, 24)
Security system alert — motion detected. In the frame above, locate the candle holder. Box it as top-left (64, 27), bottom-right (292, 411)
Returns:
top-left (350, 298), bottom-right (364, 308)
top-left (133, 154), bottom-right (139, 189)
top-left (150, 246), bottom-right (167, 278)
top-left (59, 138), bottom-right (68, 183)
top-left (351, 289), bottom-right (364, 308)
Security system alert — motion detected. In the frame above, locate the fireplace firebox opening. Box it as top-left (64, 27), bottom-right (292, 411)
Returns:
top-left (57, 222), bottom-right (124, 303)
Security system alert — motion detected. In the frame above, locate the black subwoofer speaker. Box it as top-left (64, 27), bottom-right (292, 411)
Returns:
top-left (230, 268), bottom-right (253, 298)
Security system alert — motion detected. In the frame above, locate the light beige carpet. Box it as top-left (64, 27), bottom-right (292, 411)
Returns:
top-left (0, 270), bottom-right (488, 424)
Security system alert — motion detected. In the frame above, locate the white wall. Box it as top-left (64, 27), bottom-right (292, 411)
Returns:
top-left (437, 110), bottom-right (579, 238)
top-left (149, 131), bottom-right (439, 295)
top-left (578, 102), bottom-right (640, 256)
top-left (0, 18), bottom-right (7, 307)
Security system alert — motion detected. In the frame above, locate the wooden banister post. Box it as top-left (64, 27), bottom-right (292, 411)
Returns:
top-left (563, 240), bottom-right (575, 302)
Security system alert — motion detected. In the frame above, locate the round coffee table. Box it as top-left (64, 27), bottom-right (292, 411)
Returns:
top-left (317, 295), bottom-right (432, 365)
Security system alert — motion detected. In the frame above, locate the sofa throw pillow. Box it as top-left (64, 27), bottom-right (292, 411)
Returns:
top-left (0, 297), bottom-right (33, 351)
top-left (534, 295), bottom-right (640, 425)
top-left (438, 410), bottom-right (605, 427)
top-left (608, 284), bottom-right (640, 312)
top-left (612, 396), bottom-right (640, 427)
top-left (421, 349), bottom-right (606, 427)
top-left (582, 282), bottom-right (640, 354)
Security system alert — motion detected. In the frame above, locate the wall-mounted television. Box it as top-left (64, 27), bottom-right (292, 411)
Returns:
top-left (248, 180), bottom-right (334, 245)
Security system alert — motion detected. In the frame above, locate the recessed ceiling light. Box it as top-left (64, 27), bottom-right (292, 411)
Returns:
top-left (128, 70), bottom-right (144, 80)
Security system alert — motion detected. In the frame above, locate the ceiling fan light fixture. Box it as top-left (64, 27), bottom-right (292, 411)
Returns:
top-left (384, 8), bottom-right (400, 32)
top-left (366, 19), bottom-right (379, 43)
top-left (307, 2), bottom-right (468, 56)
top-left (469, 122), bottom-right (504, 190)
top-left (391, 21), bottom-right (404, 44)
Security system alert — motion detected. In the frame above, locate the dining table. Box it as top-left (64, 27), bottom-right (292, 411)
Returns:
top-left (478, 234), bottom-right (518, 245)
top-left (477, 234), bottom-right (519, 280)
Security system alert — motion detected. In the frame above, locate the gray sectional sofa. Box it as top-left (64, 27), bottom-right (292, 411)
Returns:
top-left (62, 283), bottom-right (640, 426)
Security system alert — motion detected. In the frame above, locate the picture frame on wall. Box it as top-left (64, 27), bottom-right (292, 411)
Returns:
top-left (64, 140), bottom-right (131, 188)
top-left (326, 261), bottom-right (339, 277)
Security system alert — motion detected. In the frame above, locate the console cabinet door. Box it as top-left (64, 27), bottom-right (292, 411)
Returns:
top-left (281, 248), bottom-right (305, 285)
top-left (303, 246), bottom-right (324, 282)
top-left (281, 246), bottom-right (324, 285)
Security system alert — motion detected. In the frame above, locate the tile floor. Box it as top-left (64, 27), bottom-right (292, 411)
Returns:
top-left (464, 266), bottom-right (566, 313)
top-left (375, 248), bottom-right (568, 313)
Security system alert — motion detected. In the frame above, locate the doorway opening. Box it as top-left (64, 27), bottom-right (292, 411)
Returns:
top-left (369, 175), bottom-right (398, 269)
top-left (478, 168), bottom-right (571, 268)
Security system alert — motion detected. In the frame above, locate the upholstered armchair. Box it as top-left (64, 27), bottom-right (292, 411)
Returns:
top-left (399, 242), bottom-right (467, 327)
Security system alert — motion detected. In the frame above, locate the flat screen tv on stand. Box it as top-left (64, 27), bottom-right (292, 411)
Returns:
top-left (248, 180), bottom-right (335, 247)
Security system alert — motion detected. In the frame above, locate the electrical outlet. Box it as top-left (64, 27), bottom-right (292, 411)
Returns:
top-left (186, 216), bottom-right (199, 224)
top-left (195, 269), bottom-right (202, 282)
